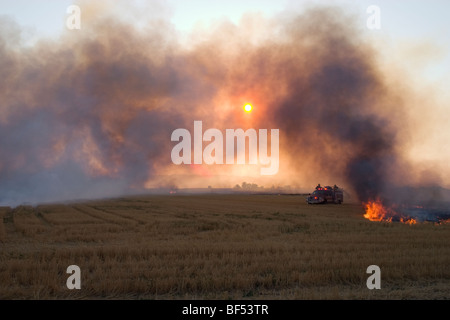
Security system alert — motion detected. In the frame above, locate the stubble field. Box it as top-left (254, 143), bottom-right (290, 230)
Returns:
top-left (1, 194), bottom-right (450, 299)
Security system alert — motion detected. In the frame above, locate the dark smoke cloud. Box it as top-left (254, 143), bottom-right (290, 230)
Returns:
top-left (264, 8), bottom-right (403, 203)
top-left (0, 3), bottom-right (443, 206)
top-left (0, 12), bottom-right (191, 205)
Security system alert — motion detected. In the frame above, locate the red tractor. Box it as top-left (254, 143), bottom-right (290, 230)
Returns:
top-left (307, 184), bottom-right (343, 204)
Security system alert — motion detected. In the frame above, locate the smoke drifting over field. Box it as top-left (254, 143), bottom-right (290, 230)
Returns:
top-left (0, 1), bottom-right (448, 205)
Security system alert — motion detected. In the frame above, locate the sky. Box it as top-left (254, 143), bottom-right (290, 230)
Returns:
top-left (1, 1), bottom-right (449, 40)
top-left (1, 0), bottom-right (449, 78)
top-left (1, 0), bottom-right (449, 79)
top-left (0, 1), bottom-right (449, 205)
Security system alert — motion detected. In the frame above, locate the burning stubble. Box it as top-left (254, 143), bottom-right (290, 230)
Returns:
top-left (0, 2), bottom-right (448, 207)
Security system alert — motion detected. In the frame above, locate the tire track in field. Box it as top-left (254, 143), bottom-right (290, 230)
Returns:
top-left (90, 205), bottom-right (146, 225)
top-left (0, 207), bottom-right (12, 241)
top-left (2, 207), bottom-right (22, 241)
top-left (71, 204), bottom-right (137, 228)
top-left (2, 208), bottom-right (14, 227)
top-left (33, 208), bottom-right (52, 228)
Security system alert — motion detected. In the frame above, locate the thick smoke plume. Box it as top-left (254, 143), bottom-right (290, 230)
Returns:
top-left (0, 3), bottom-right (447, 206)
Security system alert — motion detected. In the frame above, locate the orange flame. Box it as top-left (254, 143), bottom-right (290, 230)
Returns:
top-left (364, 199), bottom-right (417, 224)
top-left (363, 199), bottom-right (392, 222)
top-left (400, 217), bottom-right (417, 225)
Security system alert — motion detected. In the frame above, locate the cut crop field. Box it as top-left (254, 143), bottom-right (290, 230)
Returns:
top-left (1, 194), bottom-right (450, 299)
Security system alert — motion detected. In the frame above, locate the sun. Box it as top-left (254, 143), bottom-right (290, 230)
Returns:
top-left (243, 104), bottom-right (253, 113)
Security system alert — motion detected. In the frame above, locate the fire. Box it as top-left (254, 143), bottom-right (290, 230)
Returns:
top-left (363, 199), bottom-right (418, 224)
top-left (400, 217), bottom-right (417, 225)
top-left (364, 199), bottom-right (392, 222)
top-left (363, 198), bottom-right (429, 225)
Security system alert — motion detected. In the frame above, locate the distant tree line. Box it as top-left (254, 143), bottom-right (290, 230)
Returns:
top-left (232, 182), bottom-right (295, 193)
